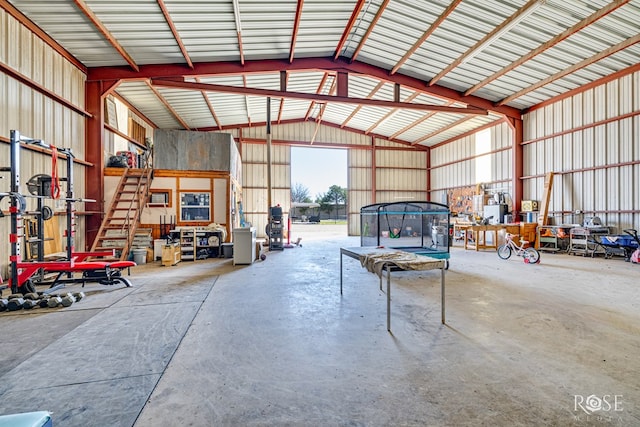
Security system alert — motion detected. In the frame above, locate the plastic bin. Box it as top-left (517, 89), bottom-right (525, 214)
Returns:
top-left (132, 248), bottom-right (147, 265)
top-left (221, 243), bottom-right (233, 258)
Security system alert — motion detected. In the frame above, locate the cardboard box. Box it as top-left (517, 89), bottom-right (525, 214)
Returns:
top-left (521, 200), bottom-right (539, 212)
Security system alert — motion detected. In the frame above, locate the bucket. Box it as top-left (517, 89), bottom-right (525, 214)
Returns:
top-left (221, 243), bottom-right (233, 258)
top-left (132, 248), bottom-right (147, 265)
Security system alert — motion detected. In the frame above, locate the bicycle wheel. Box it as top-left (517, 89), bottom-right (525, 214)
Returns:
top-left (497, 244), bottom-right (512, 260)
top-left (524, 247), bottom-right (540, 264)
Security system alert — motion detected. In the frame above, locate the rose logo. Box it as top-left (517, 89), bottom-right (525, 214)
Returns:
top-left (584, 395), bottom-right (603, 413)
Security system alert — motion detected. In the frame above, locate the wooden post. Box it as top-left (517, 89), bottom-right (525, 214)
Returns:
top-left (538, 172), bottom-right (554, 226)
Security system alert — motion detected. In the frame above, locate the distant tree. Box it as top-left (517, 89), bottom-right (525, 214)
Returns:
top-left (291, 182), bottom-right (311, 203)
top-left (318, 185), bottom-right (347, 221)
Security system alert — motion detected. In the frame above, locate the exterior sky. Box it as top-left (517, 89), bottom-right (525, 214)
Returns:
top-left (291, 147), bottom-right (347, 200)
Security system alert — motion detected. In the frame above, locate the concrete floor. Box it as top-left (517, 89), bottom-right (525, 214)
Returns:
top-left (1, 224), bottom-right (638, 426)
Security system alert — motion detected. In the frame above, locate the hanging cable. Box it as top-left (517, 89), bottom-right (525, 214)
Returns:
top-left (50, 145), bottom-right (61, 199)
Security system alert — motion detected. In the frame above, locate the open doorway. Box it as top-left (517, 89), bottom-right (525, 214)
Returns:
top-left (290, 147), bottom-right (347, 241)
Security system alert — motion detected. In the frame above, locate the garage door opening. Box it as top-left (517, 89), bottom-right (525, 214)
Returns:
top-left (290, 147), bottom-right (347, 241)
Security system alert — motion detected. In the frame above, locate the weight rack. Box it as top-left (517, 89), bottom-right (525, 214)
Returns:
top-left (1, 130), bottom-right (86, 293)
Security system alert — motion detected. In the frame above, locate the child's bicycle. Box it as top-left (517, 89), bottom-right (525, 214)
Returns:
top-left (497, 233), bottom-right (540, 264)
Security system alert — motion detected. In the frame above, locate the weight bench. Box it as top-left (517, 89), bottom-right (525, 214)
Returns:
top-left (39, 260), bottom-right (136, 288)
top-left (13, 256), bottom-right (135, 293)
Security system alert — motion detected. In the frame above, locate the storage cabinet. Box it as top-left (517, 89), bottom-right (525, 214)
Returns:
top-left (568, 227), bottom-right (611, 257)
top-left (195, 229), bottom-right (222, 258)
top-left (170, 228), bottom-right (224, 261)
top-left (179, 228), bottom-right (196, 261)
top-left (233, 227), bottom-right (256, 265)
top-left (161, 243), bottom-right (181, 266)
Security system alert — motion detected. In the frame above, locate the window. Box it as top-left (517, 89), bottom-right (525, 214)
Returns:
top-left (180, 192), bottom-right (211, 222)
top-left (475, 128), bottom-right (491, 183)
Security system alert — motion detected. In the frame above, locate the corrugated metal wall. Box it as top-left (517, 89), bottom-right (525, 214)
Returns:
top-left (523, 72), bottom-right (640, 231)
top-left (240, 139), bottom-right (290, 238)
top-left (348, 142), bottom-right (429, 236)
top-left (348, 147), bottom-right (371, 236)
top-left (430, 121), bottom-right (513, 209)
top-left (0, 9), bottom-right (87, 280)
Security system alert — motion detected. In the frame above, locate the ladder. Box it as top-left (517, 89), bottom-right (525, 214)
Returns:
top-left (89, 167), bottom-right (153, 261)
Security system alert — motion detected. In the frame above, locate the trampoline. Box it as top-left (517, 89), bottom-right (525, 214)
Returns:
top-left (360, 201), bottom-right (451, 267)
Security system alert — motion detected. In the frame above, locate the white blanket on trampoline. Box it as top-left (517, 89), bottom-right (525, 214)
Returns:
top-left (359, 250), bottom-right (443, 277)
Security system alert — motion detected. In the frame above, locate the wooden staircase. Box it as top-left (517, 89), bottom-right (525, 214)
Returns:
top-left (90, 167), bottom-right (153, 261)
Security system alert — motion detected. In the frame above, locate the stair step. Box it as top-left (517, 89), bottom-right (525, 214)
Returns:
top-left (90, 168), bottom-right (151, 259)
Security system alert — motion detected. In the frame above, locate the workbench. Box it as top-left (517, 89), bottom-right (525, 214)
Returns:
top-left (463, 224), bottom-right (520, 251)
top-left (339, 246), bottom-right (446, 331)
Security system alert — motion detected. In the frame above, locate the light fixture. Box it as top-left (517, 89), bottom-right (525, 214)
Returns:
top-left (461, 0), bottom-right (546, 64)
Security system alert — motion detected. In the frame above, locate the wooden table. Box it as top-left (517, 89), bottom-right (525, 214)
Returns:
top-left (340, 246), bottom-right (446, 331)
top-left (463, 224), bottom-right (521, 251)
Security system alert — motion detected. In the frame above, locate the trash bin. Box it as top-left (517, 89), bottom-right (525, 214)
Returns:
top-left (132, 248), bottom-right (147, 265)
top-left (221, 243), bottom-right (234, 258)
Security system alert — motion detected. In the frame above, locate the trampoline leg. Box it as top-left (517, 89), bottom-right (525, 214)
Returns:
top-left (340, 252), bottom-right (343, 295)
top-left (386, 264), bottom-right (391, 332)
top-left (441, 265), bottom-right (446, 324)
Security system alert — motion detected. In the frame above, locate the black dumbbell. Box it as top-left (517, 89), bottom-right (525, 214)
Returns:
top-left (60, 294), bottom-right (76, 307)
top-left (47, 296), bottom-right (63, 308)
top-left (7, 298), bottom-right (25, 311)
top-left (22, 299), bottom-right (40, 310)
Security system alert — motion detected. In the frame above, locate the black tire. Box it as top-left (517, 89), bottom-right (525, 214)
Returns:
top-left (497, 245), bottom-right (512, 260)
top-left (524, 247), bottom-right (540, 264)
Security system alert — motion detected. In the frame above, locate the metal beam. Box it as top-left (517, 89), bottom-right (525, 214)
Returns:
top-left (72, 0), bottom-right (139, 72)
top-left (84, 81), bottom-right (106, 247)
top-left (144, 80), bottom-right (191, 129)
top-left (289, 0), bottom-right (304, 63)
top-left (0, 0), bottom-right (86, 72)
top-left (0, 61), bottom-right (91, 117)
top-left (465, 0), bottom-right (632, 96)
top-left (390, 0), bottom-right (462, 75)
top-left (157, 0), bottom-right (193, 69)
top-left (151, 78), bottom-right (489, 115)
top-left (497, 33), bottom-right (640, 106)
top-left (334, 0), bottom-right (367, 60)
top-left (429, 0), bottom-right (542, 86)
top-left (87, 57), bottom-right (522, 118)
top-left (350, 0), bottom-right (389, 62)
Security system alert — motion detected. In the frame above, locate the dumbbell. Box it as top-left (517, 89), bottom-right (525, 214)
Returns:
top-left (22, 299), bottom-right (41, 310)
top-left (60, 293), bottom-right (76, 307)
top-left (7, 297), bottom-right (25, 311)
top-left (47, 296), bottom-right (63, 308)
